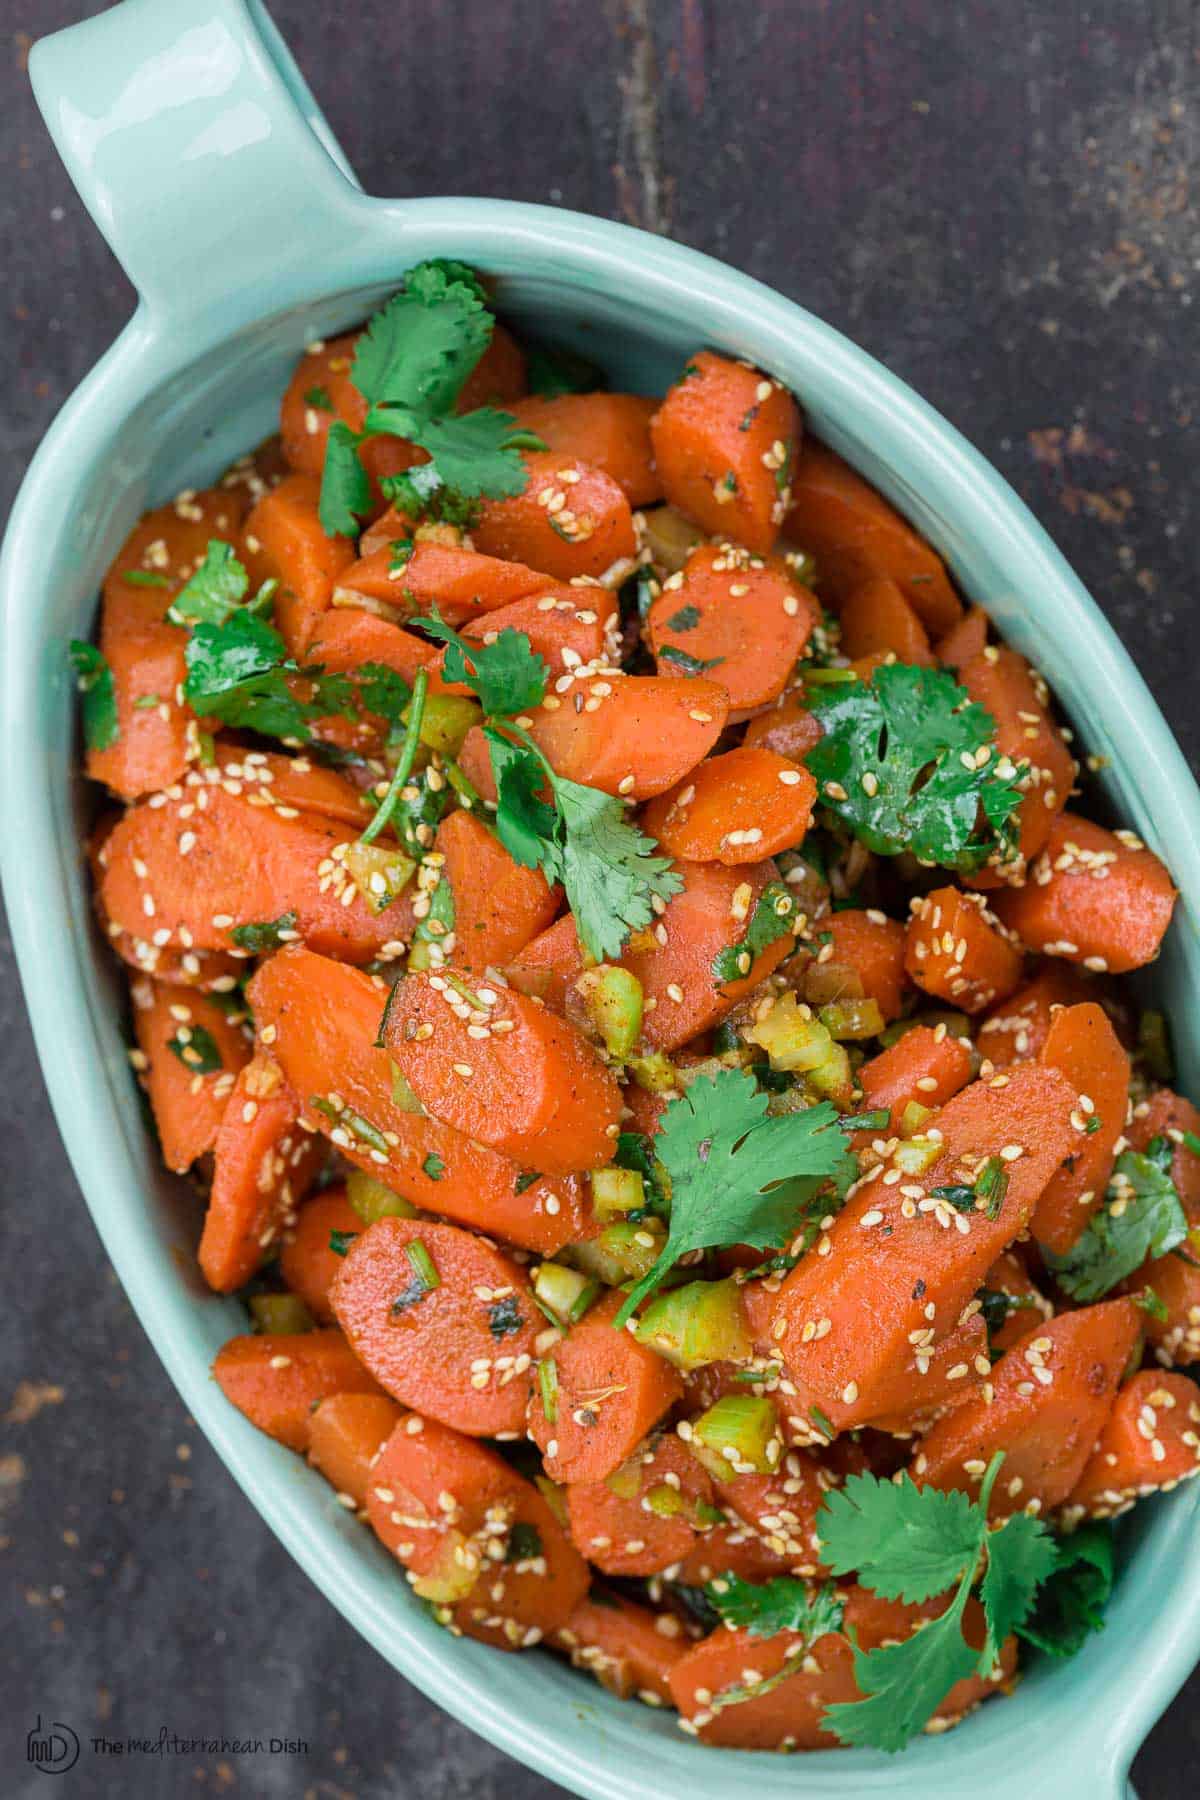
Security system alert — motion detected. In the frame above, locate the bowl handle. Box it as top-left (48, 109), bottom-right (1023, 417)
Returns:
top-left (28, 0), bottom-right (360, 325)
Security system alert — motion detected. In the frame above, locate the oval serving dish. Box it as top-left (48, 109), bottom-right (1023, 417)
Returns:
top-left (3, 3), bottom-right (1198, 1795)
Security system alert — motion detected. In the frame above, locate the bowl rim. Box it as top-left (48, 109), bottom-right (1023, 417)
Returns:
top-left (4, 189), bottom-right (1200, 1799)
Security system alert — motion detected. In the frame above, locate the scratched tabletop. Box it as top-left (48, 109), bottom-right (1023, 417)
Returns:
top-left (3, 1), bottom-right (1198, 1795)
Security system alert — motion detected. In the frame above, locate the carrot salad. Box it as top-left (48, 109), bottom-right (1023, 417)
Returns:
top-left (71, 260), bottom-right (1200, 1753)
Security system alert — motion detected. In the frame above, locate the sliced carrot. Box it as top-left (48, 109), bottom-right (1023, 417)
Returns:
top-left (241, 472), bottom-right (356, 657)
top-left (1129, 1087), bottom-right (1200, 1221)
top-left (89, 486), bottom-right (249, 800)
top-left (331, 1217), bottom-right (540, 1436)
top-left (905, 886), bottom-right (1024, 1013)
top-left (435, 808), bottom-right (559, 974)
top-left (646, 543), bottom-right (814, 714)
top-left (673, 1520), bottom-right (799, 1586)
top-left (472, 451), bottom-right (636, 581)
top-left (334, 539), bottom-right (548, 624)
top-left (129, 977), bottom-right (251, 1172)
top-left (824, 908), bottom-right (909, 1022)
top-left (554, 1593), bottom-right (685, 1705)
top-left (527, 1290), bottom-right (684, 1483)
top-left (100, 776), bottom-right (413, 965)
top-left (934, 604), bottom-right (989, 668)
top-left (307, 1392), bottom-right (405, 1509)
top-left (784, 439), bottom-right (962, 636)
top-left (992, 812), bottom-right (1178, 974)
top-left (504, 914), bottom-right (587, 1013)
top-left (209, 742), bottom-right (372, 830)
top-left (106, 927), bottom-right (243, 993)
top-left (1063, 1370), bottom-right (1200, 1521)
top-left (640, 747), bottom-right (816, 865)
top-left (198, 1052), bottom-right (327, 1293)
top-left (509, 394), bottom-right (662, 506)
top-left (959, 647), bottom-right (1076, 879)
top-left (386, 968), bottom-right (621, 1175)
top-left (279, 1185), bottom-right (363, 1323)
top-left (838, 576), bottom-right (934, 666)
top-left (304, 606), bottom-right (435, 755)
top-left (977, 964), bottom-right (1097, 1068)
top-left (770, 1063), bottom-right (1080, 1432)
top-left (429, 587), bottom-right (615, 694)
top-left (853, 1026), bottom-right (974, 1146)
top-left (650, 351), bottom-right (800, 555)
top-left (456, 322), bottom-right (529, 412)
top-left (859, 1312), bottom-right (989, 1436)
top-left (1132, 1248), bottom-right (1200, 1365)
top-left (1032, 1002), bottom-right (1131, 1254)
top-left (522, 672), bottom-right (730, 801)
top-left (714, 1440), bottom-right (871, 1576)
top-left (981, 1249), bottom-right (1054, 1354)
top-left (565, 1431), bottom-right (715, 1575)
top-left (913, 1299), bottom-right (1141, 1517)
top-left (212, 1329), bottom-right (384, 1453)
top-left (247, 946), bottom-right (587, 1253)
top-left (668, 1617), bottom-right (855, 1749)
top-left (742, 690), bottom-right (823, 761)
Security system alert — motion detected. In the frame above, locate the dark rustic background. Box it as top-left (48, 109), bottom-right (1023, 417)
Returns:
top-left (3, 1), bottom-right (1198, 1795)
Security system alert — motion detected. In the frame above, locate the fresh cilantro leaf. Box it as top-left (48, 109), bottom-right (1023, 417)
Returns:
top-left (549, 774), bottom-right (682, 963)
top-left (184, 613), bottom-right (311, 739)
top-left (329, 1229), bottom-right (358, 1257)
top-left (422, 1152), bottom-right (446, 1181)
top-left (355, 662), bottom-right (412, 731)
top-left (488, 1296), bottom-right (525, 1339)
top-left (706, 1573), bottom-right (844, 1641)
top-left (819, 1469), bottom-right (983, 1602)
top-left (229, 912), bottom-right (298, 953)
top-left (168, 539), bottom-right (250, 625)
top-left (526, 343), bottom-right (604, 398)
top-left (824, 1574), bottom-right (978, 1753)
top-left (1017, 1523), bottom-right (1114, 1658)
top-left (351, 264), bottom-right (492, 416)
top-left (487, 732), bottom-right (559, 867)
top-left (514, 1172), bottom-right (540, 1195)
top-left (304, 384), bottom-right (333, 410)
top-left (166, 1025), bottom-right (224, 1074)
top-left (806, 663), bottom-right (1025, 873)
top-left (123, 569), bottom-right (172, 588)
top-left (1042, 1146), bottom-right (1188, 1300)
top-left (659, 644), bottom-right (724, 675)
top-left (380, 465), bottom-right (481, 530)
top-left (979, 1510), bottom-right (1058, 1662)
top-left (68, 640), bottom-right (119, 750)
top-left (319, 421), bottom-right (373, 538)
top-left (406, 408), bottom-right (544, 499)
top-left (712, 881), bottom-right (796, 984)
top-left (612, 1069), bottom-right (855, 1324)
top-left (417, 614), bottom-right (548, 716)
top-left (614, 1131), bottom-right (669, 1217)
top-left (665, 603), bottom-right (701, 632)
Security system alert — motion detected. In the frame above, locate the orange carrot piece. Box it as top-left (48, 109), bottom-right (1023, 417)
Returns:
top-left (331, 1217), bottom-right (540, 1436)
top-left (1063, 1371), bottom-right (1200, 1519)
top-left (279, 1185), bottom-right (363, 1323)
top-left (976, 964), bottom-right (1098, 1068)
top-left (472, 451), bottom-right (636, 581)
top-left (640, 747), bottom-right (816, 865)
top-left (129, 977), bottom-right (251, 1173)
top-left (650, 351), bottom-right (800, 555)
top-left (1132, 1249), bottom-right (1200, 1365)
top-left (428, 587), bottom-right (615, 694)
top-left (784, 439), bottom-right (962, 636)
top-left (527, 1291), bottom-right (684, 1483)
top-left (673, 1521), bottom-right (800, 1586)
top-left (455, 322), bottom-right (529, 411)
top-left (386, 968), bottom-right (621, 1175)
top-left (913, 1300), bottom-right (1141, 1518)
top-left (980, 1249), bottom-right (1054, 1353)
top-left (770, 1064), bottom-right (1080, 1432)
top-left (304, 606), bottom-right (435, 755)
top-left (504, 914), bottom-right (587, 1013)
top-left (1032, 1003), bottom-right (1131, 1254)
top-left (241, 472), bottom-right (356, 657)
top-left (566, 1432), bottom-right (715, 1576)
top-left (959, 647), bottom-right (1076, 878)
top-left (523, 672), bottom-right (730, 801)
top-left (555, 1593), bottom-right (685, 1705)
top-left (905, 886), bottom-right (1024, 1013)
top-left (853, 1026), bottom-right (974, 1145)
top-left (247, 946), bottom-right (587, 1253)
top-left (307, 1392), bottom-right (405, 1509)
top-left (646, 543), bottom-right (814, 714)
top-left (99, 777), bottom-right (412, 965)
top-left (934, 604), bottom-right (989, 668)
top-left (824, 908), bottom-right (909, 1022)
top-left (742, 690), bottom-right (824, 761)
top-left (198, 1053), bottom-right (326, 1293)
top-left (210, 742), bottom-right (372, 830)
top-left (106, 927), bottom-right (244, 993)
top-left (212, 1329), bottom-right (384, 1453)
top-left (334, 539), bottom-right (548, 624)
top-left (992, 812), bottom-right (1177, 974)
top-left (509, 394), bottom-right (662, 506)
top-left (714, 1441), bottom-right (872, 1576)
top-left (838, 576), bottom-right (934, 666)
top-left (88, 487), bottom-right (249, 800)
top-left (668, 1617), bottom-right (855, 1749)
top-left (1129, 1088), bottom-right (1200, 1221)
top-left (859, 1312), bottom-right (989, 1436)
top-left (435, 808), bottom-right (559, 974)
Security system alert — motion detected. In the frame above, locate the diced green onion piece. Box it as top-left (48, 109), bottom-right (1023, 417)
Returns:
top-left (898, 1099), bottom-right (932, 1137)
top-left (573, 964), bottom-right (644, 1060)
top-left (625, 1050), bottom-right (679, 1094)
top-left (569, 1220), bottom-right (667, 1286)
top-left (249, 1293), bottom-right (314, 1335)
top-left (415, 692), bottom-right (483, 757)
top-left (346, 1169), bottom-right (418, 1224)
top-left (688, 1395), bottom-right (782, 1482)
top-left (590, 1166), bottom-right (646, 1220)
top-left (803, 665), bottom-right (859, 686)
top-left (818, 997), bottom-right (885, 1041)
top-left (534, 1260), bottom-right (596, 1325)
top-left (538, 1356), bottom-right (559, 1424)
top-left (893, 1135), bottom-right (942, 1176)
top-left (744, 992), bottom-right (834, 1072)
top-left (644, 1482), bottom-right (689, 1518)
top-left (342, 841), bottom-right (416, 915)
top-left (388, 1060), bottom-right (424, 1113)
top-left (406, 1239), bottom-right (439, 1292)
top-left (804, 1041), bottom-right (852, 1102)
top-left (635, 1278), bottom-right (752, 1371)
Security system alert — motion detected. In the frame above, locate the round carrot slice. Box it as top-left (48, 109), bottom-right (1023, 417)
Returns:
top-left (566, 1431), bottom-right (715, 1576)
top-left (279, 1185), bottom-right (364, 1323)
top-left (640, 747), bottom-right (816, 865)
top-left (742, 690), bottom-right (823, 761)
top-left (331, 1217), bottom-right (540, 1436)
top-left (647, 543), bottom-right (814, 714)
top-left (212, 1330), bottom-right (383, 1453)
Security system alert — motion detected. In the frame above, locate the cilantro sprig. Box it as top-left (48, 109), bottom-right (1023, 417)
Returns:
top-left (805, 663), bottom-right (1025, 873)
top-left (1042, 1138), bottom-right (1188, 1300)
top-left (612, 1068), bottom-right (856, 1326)
top-left (711, 880), bottom-right (795, 985)
top-left (167, 539), bottom-right (275, 627)
top-left (706, 1573), bottom-right (844, 1642)
top-left (817, 1456), bottom-right (1057, 1751)
top-left (1016, 1522), bottom-right (1114, 1658)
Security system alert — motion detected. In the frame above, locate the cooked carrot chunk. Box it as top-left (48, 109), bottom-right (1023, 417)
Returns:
top-left (934, 604), bottom-right (988, 668)
top-left (472, 451), bottom-right (636, 581)
top-left (430, 588), bottom-right (615, 694)
top-left (212, 1329), bottom-right (384, 1453)
top-left (509, 394), bottom-right (662, 506)
top-left (992, 813), bottom-right (1177, 974)
top-left (565, 1431), bottom-right (715, 1575)
top-left (640, 747), bottom-right (816, 865)
top-left (853, 1025), bottom-right (974, 1145)
top-left (307, 1392), bottom-right (405, 1509)
top-left (980, 1249), bottom-right (1054, 1354)
top-left (838, 576), bottom-right (934, 666)
top-left (1032, 1002), bottom-right (1130, 1254)
top-left (742, 690), bottom-right (824, 761)
top-left (646, 543), bottom-right (814, 714)
top-left (279, 1184), bottom-right (363, 1323)
top-left (334, 540), bottom-right (547, 625)
top-left (959, 647), bottom-right (1076, 878)
top-left (1063, 1370), bottom-right (1200, 1520)
top-left (976, 964), bottom-right (1098, 1068)
top-left (129, 977), bottom-right (251, 1172)
top-left (824, 908), bottom-right (909, 1023)
top-left (905, 886), bottom-right (1024, 1013)
top-left (435, 809), bottom-right (559, 974)
top-left (523, 672), bottom-right (730, 801)
top-left (554, 1593), bottom-right (685, 1705)
top-left (241, 472), bottom-right (356, 657)
top-left (668, 1618), bottom-right (855, 1749)
top-left (1128, 1087), bottom-right (1200, 1220)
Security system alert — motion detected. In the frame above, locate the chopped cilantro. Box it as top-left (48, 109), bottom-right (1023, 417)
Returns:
top-left (505, 1520), bottom-right (544, 1562)
top-left (1042, 1141), bottom-right (1188, 1300)
top-left (229, 912), bottom-right (298, 953)
top-left (328, 1229), bottom-right (358, 1257)
top-left (665, 603), bottom-right (701, 632)
top-left (711, 880), bottom-right (795, 985)
top-left (1017, 1522), bottom-right (1114, 1659)
top-left (422, 1152), bottom-right (447, 1182)
top-left (658, 644), bottom-right (724, 675)
top-left (514, 1171), bottom-right (540, 1195)
top-left (706, 1573), bottom-right (843, 1641)
top-left (166, 1025), bottom-right (223, 1074)
top-left (488, 1296), bottom-right (525, 1339)
top-left (304, 384), bottom-right (333, 410)
top-left (68, 640), bottom-right (119, 750)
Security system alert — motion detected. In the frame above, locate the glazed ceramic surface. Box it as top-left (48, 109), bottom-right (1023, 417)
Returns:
top-left (4, 3), bottom-right (1198, 1795)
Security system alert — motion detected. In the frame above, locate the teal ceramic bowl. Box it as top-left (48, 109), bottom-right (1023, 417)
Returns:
top-left (5, 3), bottom-right (1199, 1794)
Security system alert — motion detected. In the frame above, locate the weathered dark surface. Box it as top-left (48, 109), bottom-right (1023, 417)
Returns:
top-left (2, 1), bottom-right (1197, 1794)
